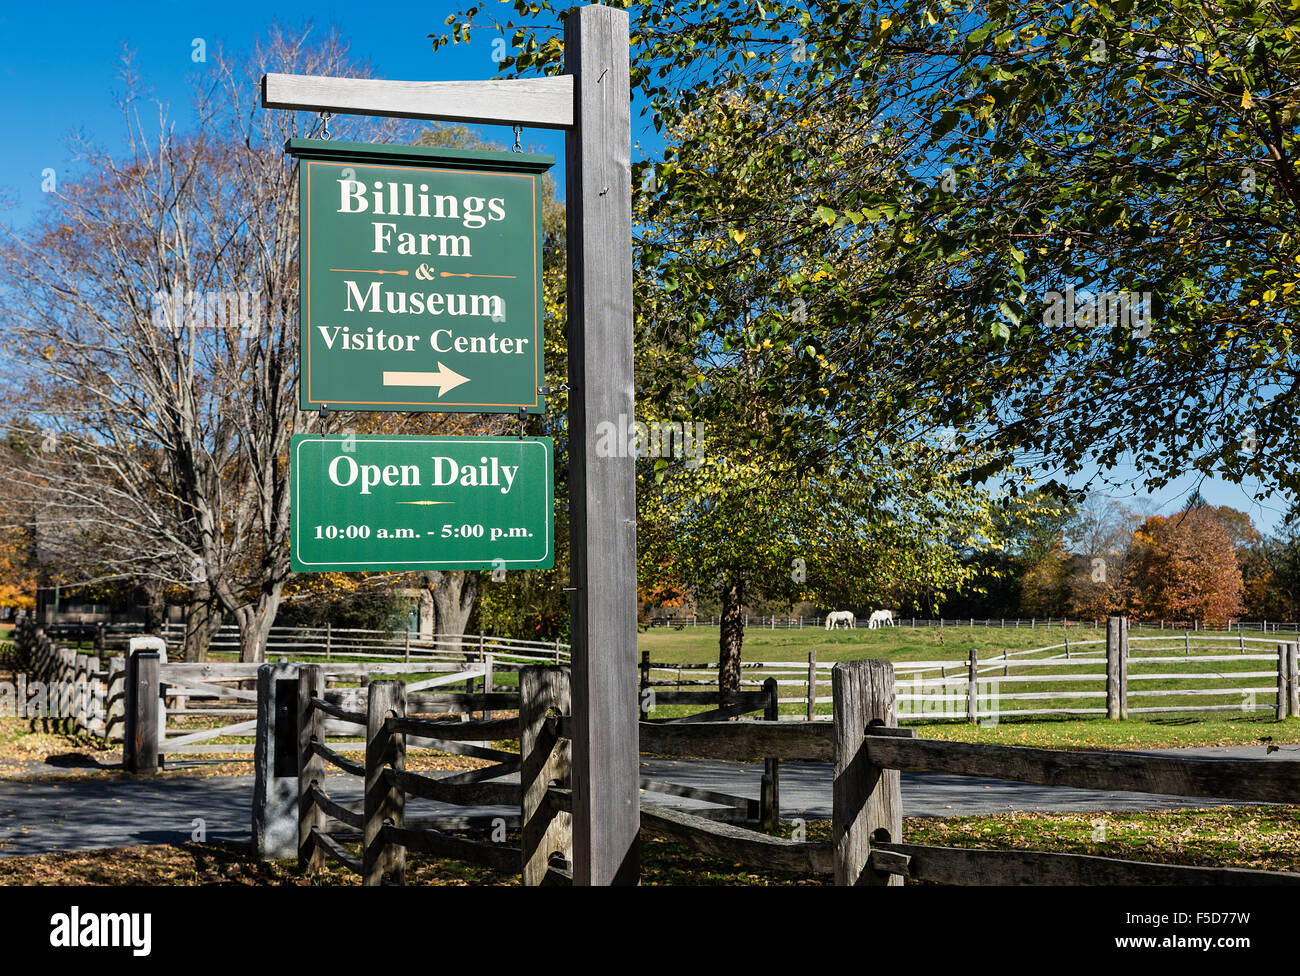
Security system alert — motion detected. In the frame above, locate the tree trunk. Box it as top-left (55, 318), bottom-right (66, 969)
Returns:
top-left (422, 571), bottom-right (479, 660)
top-left (181, 589), bottom-right (223, 663)
top-left (232, 584), bottom-right (283, 663)
top-left (718, 574), bottom-right (745, 693)
top-left (139, 579), bottom-right (166, 636)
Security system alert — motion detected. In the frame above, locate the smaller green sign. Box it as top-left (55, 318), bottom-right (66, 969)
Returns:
top-left (291, 435), bottom-right (553, 572)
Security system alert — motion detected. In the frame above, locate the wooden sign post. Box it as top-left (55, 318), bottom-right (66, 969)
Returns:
top-left (263, 3), bottom-right (638, 884)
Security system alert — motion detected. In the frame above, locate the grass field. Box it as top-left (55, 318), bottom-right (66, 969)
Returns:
top-left (637, 620), bottom-right (1276, 663)
top-left (638, 623), bottom-right (1300, 748)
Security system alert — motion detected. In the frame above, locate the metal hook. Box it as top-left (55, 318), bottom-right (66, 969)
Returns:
top-left (517, 406), bottom-right (527, 439)
top-left (320, 111), bottom-right (332, 140)
top-left (512, 125), bottom-right (523, 153)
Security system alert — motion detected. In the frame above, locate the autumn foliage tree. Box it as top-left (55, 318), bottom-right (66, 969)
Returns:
top-left (1126, 510), bottom-right (1244, 622)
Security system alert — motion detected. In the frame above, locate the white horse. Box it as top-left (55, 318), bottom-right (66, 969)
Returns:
top-left (825, 610), bottom-right (856, 630)
top-left (867, 609), bottom-right (896, 629)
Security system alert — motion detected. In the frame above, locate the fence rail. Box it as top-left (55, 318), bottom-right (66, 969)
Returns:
top-left (646, 615), bottom-right (1300, 633)
top-left (641, 622), bottom-right (1300, 724)
top-left (635, 659), bottom-right (1300, 886)
top-left (286, 665), bottom-right (781, 884)
top-left (160, 621), bottom-right (570, 665)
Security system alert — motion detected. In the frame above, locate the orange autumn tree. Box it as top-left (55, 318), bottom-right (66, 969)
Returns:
top-left (1126, 510), bottom-right (1243, 623)
top-left (0, 524), bottom-right (36, 612)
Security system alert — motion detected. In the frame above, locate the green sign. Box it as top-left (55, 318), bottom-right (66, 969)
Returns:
top-left (290, 435), bottom-right (554, 572)
top-left (288, 139), bottom-right (553, 414)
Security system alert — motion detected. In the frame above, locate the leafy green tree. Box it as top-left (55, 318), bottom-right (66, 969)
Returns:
top-left (438, 0), bottom-right (1300, 513)
top-left (640, 445), bottom-right (1000, 689)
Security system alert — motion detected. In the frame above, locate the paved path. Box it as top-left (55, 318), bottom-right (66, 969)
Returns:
top-left (0, 744), bottom-right (1294, 857)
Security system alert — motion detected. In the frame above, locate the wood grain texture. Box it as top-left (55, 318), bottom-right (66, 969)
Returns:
top-left (311, 740), bottom-right (366, 777)
top-left (639, 720), bottom-right (834, 761)
top-left (521, 667), bottom-right (572, 886)
top-left (637, 777), bottom-right (750, 814)
top-left (864, 735), bottom-right (1300, 802)
top-left (1289, 643), bottom-right (1299, 717)
top-left (387, 767), bottom-right (521, 807)
top-left (807, 650), bottom-right (817, 722)
top-left (262, 72), bottom-right (574, 128)
top-left (1280, 643), bottom-right (1290, 721)
top-left (382, 824), bottom-right (522, 872)
top-left (105, 655), bottom-right (126, 746)
top-left (640, 804), bottom-right (833, 876)
top-left (311, 697), bottom-right (367, 726)
top-left (564, 3), bottom-right (639, 887)
top-left (311, 827), bottom-right (362, 875)
top-left (298, 665), bottom-right (326, 872)
top-left (384, 715), bottom-right (517, 742)
top-left (966, 648), bottom-right (978, 723)
top-left (363, 680), bottom-right (405, 886)
top-left (125, 650), bottom-right (160, 773)
top-left (309, 783), bottom-right (364, 830)
top-left (833, 660), bottom-right (903, 886)
top-left (762, 676), bottom-right (780, 832)
top-left (873, 841), bottom-right (1300, 886)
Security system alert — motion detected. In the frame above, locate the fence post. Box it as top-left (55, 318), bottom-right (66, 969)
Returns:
top-left (520, 666), bottom-right (572, 885)
top-left (363, 679), bottom-right (406, 886)
top-left (806, 649), bottom-right (817, 722)
top-left (639, 651), bottom-right (650, 691)
top-left (74, 652), bottom-right (90, 734)
top-left (297, 665), bottom-right (326, 873)
top-left (1120, 617), bottom-right (1129, 719)
top-left (253, 662), bottom-right (301, 860)
top-left (832, 660), bottom-right (902, 886)
top-left (325, 622), bottom-right (331, 661)
top-left (123, 649), bottom-right (159, 773)
top-left (1106, 616), bottom-right (1129, 720)
top-left (761, 677), bottom-right (780, 832)
top-left (967, 648), bottom-right (979, 724)
top-left (1288, 643), bottom-right (1300, 718)
top-left (105, 654), bottom-right (125, 745)
top-left (484, 654), bottom-right (495, 721)
top-left (1274, 643), bottom-right (1290, 720)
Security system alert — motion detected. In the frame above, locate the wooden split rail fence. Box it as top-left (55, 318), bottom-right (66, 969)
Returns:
top-left (630, 659), bottom-right (1300, 886)
top-left (11, 619), bottom-right (125, 743)
top-left (266, 659), bottom-right (1300, 885)
top-left (287, 668), bottom-right (784, 884)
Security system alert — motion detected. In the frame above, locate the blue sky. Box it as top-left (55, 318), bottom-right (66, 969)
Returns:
top-left (0, 0), bottom-right (577, 228)
top-left (0, 1), bottom-right (1289, 537)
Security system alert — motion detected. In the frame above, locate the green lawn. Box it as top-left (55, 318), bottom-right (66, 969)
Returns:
top-left (638, 623), bottom-right (1300, 748)
top-left (636, 620), bottom-right (1274, 664)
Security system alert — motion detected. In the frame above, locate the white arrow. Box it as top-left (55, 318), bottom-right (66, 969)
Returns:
top-left (382, 362), bottom-right (471, 396)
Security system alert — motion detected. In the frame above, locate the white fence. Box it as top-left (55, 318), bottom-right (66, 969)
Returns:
top-left (144, 624), bottom-right (569, 759)
top-left (641, 632), bottom-right (1300, 723)
top-left (160, 622), bottom-right (569, 667)
top-left (647, 615), bottom-right (1300, 632)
